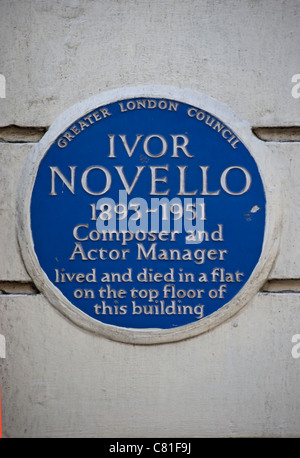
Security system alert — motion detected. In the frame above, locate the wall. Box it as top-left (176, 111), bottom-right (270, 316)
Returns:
top-left (0, 0), bottom-right (300, 437)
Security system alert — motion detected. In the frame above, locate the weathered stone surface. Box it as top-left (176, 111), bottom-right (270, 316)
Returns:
top-left (0, 0), bottom-right (299, 127)
top-left (0, 144), bottom-right (31, 281)
top-left (1, 293), bottom-right (300, 437)
top-left (268, 143), bottom-right (300, 279)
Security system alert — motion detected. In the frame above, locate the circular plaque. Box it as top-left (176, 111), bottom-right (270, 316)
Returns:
top-left (17, 87), bottom-right (280, 344)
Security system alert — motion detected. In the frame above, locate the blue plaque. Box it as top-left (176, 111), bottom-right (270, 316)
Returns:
top-left (18, 88), bottom-right (278, 344)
